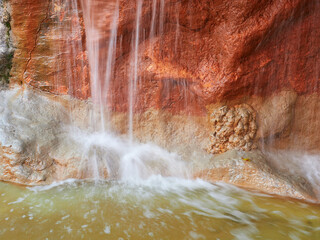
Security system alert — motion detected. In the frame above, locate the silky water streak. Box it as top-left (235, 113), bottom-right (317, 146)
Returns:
top-left (74, 0), bottom-right (188, 181)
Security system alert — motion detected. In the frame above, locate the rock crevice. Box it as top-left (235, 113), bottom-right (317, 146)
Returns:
top-left (22, 0), bottom-right (51, 85)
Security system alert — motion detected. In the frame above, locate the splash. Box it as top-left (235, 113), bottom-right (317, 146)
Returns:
top-left (80, 0), bottom-right (120, 131)
top-left (265, 151), bottom-right (320, 198)
top-left (69, 127), bottom-right (189, 181)
top-left (49, 0), bottom-right (187, 181)
top-left (2, 178), bottom-right (320, 239)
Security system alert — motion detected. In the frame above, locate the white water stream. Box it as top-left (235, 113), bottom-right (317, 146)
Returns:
top-left (74, 0), bottom-right (188, 181)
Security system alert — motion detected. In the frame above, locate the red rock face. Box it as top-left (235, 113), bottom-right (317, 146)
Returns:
top-left (8, 0), bottom-right (320, 113)
top-left (10, 0), bottom-right (90, 99)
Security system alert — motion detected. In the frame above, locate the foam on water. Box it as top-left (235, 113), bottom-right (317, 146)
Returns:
top-left (69, 126), bottom-right (189, 181)
top-left (1, 178), bottom-right (320, 239)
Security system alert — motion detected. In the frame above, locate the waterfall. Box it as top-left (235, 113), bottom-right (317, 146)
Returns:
top-left (1, 0), bottom-right (320, 203)
top-left (104, 0), bottom-right (119, 130)
top-left (128, 0), bottom-right (142, 143)
top-left (54, 0), bottom-right (188, 181)
top-left (81, 0), bottom-right (106, 132)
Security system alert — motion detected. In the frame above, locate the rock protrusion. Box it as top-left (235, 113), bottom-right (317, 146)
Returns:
top-left (194, 150), bottom-right (316, 201)
top-left (207, 104), bottom-right (257, 154)
top-left (256, 90), bottom-right (297, 139)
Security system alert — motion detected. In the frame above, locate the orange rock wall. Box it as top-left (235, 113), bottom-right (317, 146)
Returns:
top-left (8, 0), bottom-right (320, 113)
top-left (10, 0), bottom-right (90, 99)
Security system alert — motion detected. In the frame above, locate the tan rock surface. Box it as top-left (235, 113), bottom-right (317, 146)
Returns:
top-left (255, 91), bottom-right (297, 139)
top-left (194, 150), bottom-right (316, 201)
top-left (207, 104), bottom-right (257, 154)
top-left (0, 88), bottom-right (108, 184)
top-left (0, 87), bottom-right (318, 202)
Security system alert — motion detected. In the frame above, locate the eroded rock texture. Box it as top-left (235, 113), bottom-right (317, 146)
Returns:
top-left (9, 0), bottom-right (89, 98)
top-left (6, 0), bottom-right (320, 112)
top-left (207, 104), bottom-right (257, 154)
top-left (0, 0), bottom-right (319, 199)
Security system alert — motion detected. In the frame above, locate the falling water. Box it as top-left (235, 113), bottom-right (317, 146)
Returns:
top-left (149, 0), bottom-right (157, 45)
top-left (52, 0), bottom-right (87, 118)
top-left (104, 0), bottom-right (119, 129)
top-left (81, 0), bottom-right (105, 132)
top-left (79, 0), bottom-right (123, 179)
top-left (128, 0), bottom-right (143, 143)
top-left (159, 0), bottom-right (165, 37)
top-left (48, 0), bottom-right (320, 189)
top-left (55, 0), bottom-right (188, 181)
top-left (2, 2), bottom-right (320, 238)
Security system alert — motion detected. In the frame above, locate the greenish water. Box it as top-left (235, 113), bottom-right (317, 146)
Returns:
top-left (0, 177), bottom-right (320, 240)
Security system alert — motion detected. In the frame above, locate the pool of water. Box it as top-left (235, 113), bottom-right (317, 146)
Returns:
top-left (1, 177), bottom-right (320, 239)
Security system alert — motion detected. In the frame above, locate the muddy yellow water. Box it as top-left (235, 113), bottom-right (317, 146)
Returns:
top-left (0, 177), bottom-right (320, 240)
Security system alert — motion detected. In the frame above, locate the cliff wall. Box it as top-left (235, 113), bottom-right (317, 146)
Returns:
top-left (0, 0), bottom-right (319, 199)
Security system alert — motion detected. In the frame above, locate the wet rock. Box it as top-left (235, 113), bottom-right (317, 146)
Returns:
top-left (1, 0), bottom-right (320, 201)
top-left (256, 91), bottom-right (298, 139)
top-left (5, 0), bottom-right (320, 112)
top-left (0, 87), bottom-right (318, 202)
top-left (194, 150), bottom-right (316, 201)
top-left (9, 0), bottom-right (89, 98)
top-left (0, 88), bottom-right (106, 184)
top-left (262, 93), bottom-right (320, 152)
top-left (207, 104), bottom-right (257, 154)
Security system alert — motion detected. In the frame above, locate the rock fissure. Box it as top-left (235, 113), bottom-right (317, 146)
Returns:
top-left (22, 1), bottom-right (51, 85)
